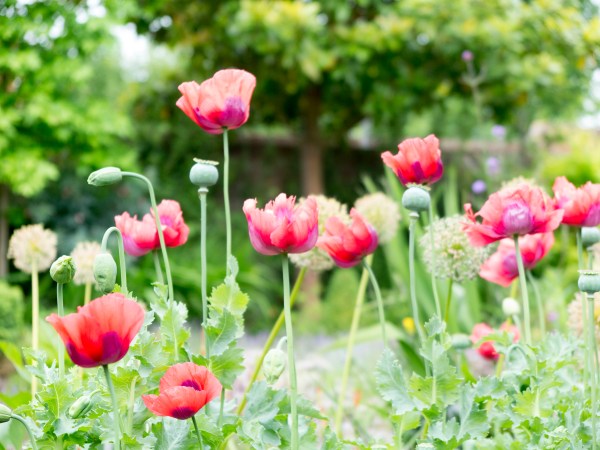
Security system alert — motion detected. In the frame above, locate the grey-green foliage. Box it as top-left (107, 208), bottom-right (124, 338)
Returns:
top-left (0, 281), bottom-right (24, 342)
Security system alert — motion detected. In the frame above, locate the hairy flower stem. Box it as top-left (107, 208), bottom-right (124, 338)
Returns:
top-left (223, 129), bottom-right (232, 275)
top-left (236, 267), bottom-right (306, 415)
top-left (334, 256), bottom-right (371, 434)
top-left (122, 172), bottom-right (173, 303)
top-left (427, 203), bottom-right (442, 318)
top-left (282, 255), bottom-right (298, 450)
top-left (526, 271), bottom-right (545, 337)
top-left (409, 214), bottom-right (426, 346)
top-left (444, 279), bottom-right (454, 324)
top-left (57, 283), bottom-right (65, 380)
top-left (31, 260), bottom-right (39, 397)
top-left (577, 229), bottom-right (590, 387)
top-left (12, 414), bottom-right (38, 450)
top-left (103, 365), bottom-right (121, 450)
top-left (513, 236), bottom-right (532, 346)
top-left (101, 227), bottom-right (128, 293)
top-left (152, 250), bottom-right (164, 284)
top-left (363, 257), bottom-right (387, 344)
top-left (199, 188), bottom-right (210, 359)
top-left (192, 416), bottom-right (204, 449)
top-left (588, 296), bottom-right (598, 449)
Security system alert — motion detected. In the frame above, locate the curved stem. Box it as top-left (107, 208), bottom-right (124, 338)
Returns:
top-left (31, 261), bottom-right (39, 397)
top-left (588, 296), bottom-right (597, 449)
top-left (223, 129), bottom-right (232, 274)
top-left (152, 250), bottom-right (164, 284)
top-left (121, 172), bottom-right (173, 302)
top-left (199, 189), bottom-right (209, 359)
top-left (56, 283), bottom-right (65, 380)
top-left (526, 271), bottom-right (545, 337)
top-left (427, 203), bottom-right (442, 318)
top-left (408, 214), bottom-right (426, 345)
top-left (103, 365), bottom-right (121, 450)
top-left (513, 236), bottom-right (531, 346)
top-left (192, 416), bottom-right (204, 449)
top-left (236, 267), bottom-right (306, 415)
top-left (334, 256), bottom-right (370, 434)
top-left (444, 279), bottom-right (454, 324)
top-left (12, 414), bottom-right (38, 450)
top-left (100, 226), bottom-right (128, 294)
top-left (282, 255), bottom-right (298, 450)
top-left (363, 257), bottom-right (387, 344)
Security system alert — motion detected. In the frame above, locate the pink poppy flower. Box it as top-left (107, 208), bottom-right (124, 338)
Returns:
top-left (464, 183), bottom-right (563, 247)
top-left (317, 209), bottom-right (378, 268)
top-left (381, 135), bottom-right (444, 186)
top-left (176, 69), bottom-right (256, 135)
top-left (242, 193), bottom-right (318, 255)
top-left (552, 176), bottom-right (600, 227)
top-left (115, 212), bottom-right (158, 257)
top-left (470, 322), bottom-right (519, 360)
top-left (150, 200), bottom-right (190, 248)
top-left (480, 233), bottom-right (555, 287)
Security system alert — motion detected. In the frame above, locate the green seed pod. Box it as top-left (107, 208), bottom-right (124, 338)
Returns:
top-left (50, 255), bottom-right (76, 284)
top-left (502, 297), bottom-right (520, 316)
top-left (579, 271), bottom-right (600, 295)
top-left (450, 333), bottom-right (471, 350)
top-left (190, 159), bottom-right (219, 188)
top-left (93, 252), bottom-right (117, 294)
top-left (87, 167), bottom-right (123, 186)
top-left (582, 227), bottom-right (600, 249)
top-left (401, 186), bottom-right (430, 213)
top-left (68, 394), bottom-right (95, 419)
top-left (263, 348), bottom-right (287, 385)
top-left (0, 403), bottom-right (11, 423)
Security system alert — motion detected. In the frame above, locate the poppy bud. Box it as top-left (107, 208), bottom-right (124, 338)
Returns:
top-left (502, 297), bottom-right (521, 316)
top-left (402, 187), bottom-right (430, 213)
top-left (451, 333), bottom-right (471, 350)
top-left (582, 227), bottom-right (600, 249)
top-left (87, 167), bottom-right (123, 186)
top-left (263, 346), bottom-right (286, 385)
top-left (93, 252), bottom-right (117, 294)
top-left (579, 270), bottom-right (600, 295)
top-left (190, 159), bottom-right (219, 189)
top-left (0, 403), bottom-right (11, 423)
top-left (50, 255), bottom-right (76, 284)
top-left (68, 393), bottom-right (96, 419)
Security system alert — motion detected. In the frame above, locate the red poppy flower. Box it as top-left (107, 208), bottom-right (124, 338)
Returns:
top-left (381, 135), bottom-right (444, 186)
top-left (552, 176), bottom-right (600, 227)
top-left (151, 200), bottom-right (190, 248)
top-left (479, 232), bottom-right (554, 287)
top-left (243, 193), bottom-right (318, 256)
top-left (317, 209), bottom-right (378, 268)
top-left (176, 69), bottom-right (256, 135)
top-left (46, 293), bottom-right (144, 368)
top-left (115, 212), bottom-right (157, 257)
top-left (464, 183), bottom-right (563, 247)
top-left (142, 363), bottom-right (222, 420)
top-left (470, 322), bottom-right (519, 360)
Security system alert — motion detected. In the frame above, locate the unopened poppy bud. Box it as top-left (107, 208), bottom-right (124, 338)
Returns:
top-left (68, 393), bottom-right (95, 419)
top-left (190, 159), bottom-right (219, 189)
top-left (50, 255), bottom-right (76, 284)
top-left (87, 167), bottom-right (123, 186)
top-left (263, 344), bottom-right (286, 385)
top-left (502, 297), bottom-right (520, 316)
top-left (451, 333), bottom-right (471, 350)
top-left (582, 227), bottom-right (600, 249)
top-left (0, 403), bottom-right (11, 423)
top-left (579, 270), bottom-right (600, 295)
top-left (402, 186), bottom-right (430, 213)
top-left (93, 252), bottom-right (117, 294)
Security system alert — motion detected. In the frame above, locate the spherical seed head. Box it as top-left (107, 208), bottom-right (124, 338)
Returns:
top-left (71, 241), bottom-right (102, 285)
top-left (87, 167), bottom-right (122, 186)
top-left (190, 159), bottom-right (219, 188)
top-left (50, 255), bottom-right (76, 284)
top-left (578, 270), bottom-right (600, 295)
top-left (354, 193), bottom-right (400, 244)
top-left (402, 186), bottom-right (430, 213)
top-left (7, 224), bottom-right (57, 273)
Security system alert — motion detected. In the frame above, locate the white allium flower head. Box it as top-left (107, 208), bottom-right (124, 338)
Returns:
top-left (7, 224), bottom-right (57, 273)
top-left (71, 241), bottom-right (102, 285)
top-left (289, 195), bottom-right (350, 271)
top-left (420, 215), bottom-right (491, 282)
top-left (354, 192), bottom-right (400, 244)
top-left (567, 293), bottom-right (600, 341)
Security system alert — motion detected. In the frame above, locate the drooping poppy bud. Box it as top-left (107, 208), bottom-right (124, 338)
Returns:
top-left (93, 252), bottom-right (117, 294)
top-left (263, 346), bottom-right (287, 385)
top-left (50, 255), bottom-right (76, 285)
top-left (0, 403), bottom-right (11, 423)
top-left (87, 167), bottom-right (123, 186)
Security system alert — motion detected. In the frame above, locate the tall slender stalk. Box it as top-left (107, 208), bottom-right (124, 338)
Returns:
top-left (31, 259), bottom-right (39, 397)
top-left (408, 213), bottom-right (426, 345)
top-left (444, 279), bottom-right (454, 324)
top-left (237, 267), bottom-right (306, 415)
top-left (281, 255), bottom-right (298, 450)
top-left (526, 271), bottom-right (545, 337)
top-left (84, 281), bottom-right (92, 306)
top-left (588, 296), bottom-right (598, 449)
top-left (152, 250), bottom-right (164, 284)
top-left (12, 414), bottom-right (38, 450)
top-left (199, 189), bottom-right (209, 359)
top-left (56, 283), bottom-right (65, 379)
top-left (427, 203), bottom-right (442, 317)
top-left (513, 236), bottom-right (532, 346)
top-left (100, 227), bottom-right (128, 294)
top-left (222, 129), bottom-right (232, 274)
top-left (192, 416), bottom-right (204, 449)
top-left (102, 365), bottom-right (121, 450)
top-left (577, 229), bottom-right (589, 386)
top-left (363, 257), bottom-right (387, 344)
top-left (334, 256), bottom-right (370, 434)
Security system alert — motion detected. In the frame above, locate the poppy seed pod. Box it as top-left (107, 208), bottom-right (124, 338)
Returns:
top-left (450, 333), bottom-right (472, 350)
top-left (87, 167), bottom-right (123, 186)
top-left (402, 186), bottom-right (430, 213)
top-left (582, 227), bottom-right (600, 249)
top-left (93, 252), bottom-right (117, 294)
top-left (578, 271), bottom-right (600, 295)
top-left (50, 255), bottom-right (76, 285)
top-left (0, 403), bottom-right (11, 423)
top-left (190, 159), bottom-right (219, 188)
top-left (263, 347), bottom-right (287, 384)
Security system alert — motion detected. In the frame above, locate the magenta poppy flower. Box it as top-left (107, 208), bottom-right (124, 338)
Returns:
top-left (150, 200), bottom-right (190, 248)
top-left (381, 135), bottom-right (444, 186)
top-left (115, 212), bottom-right (158, 257)
top-left (553, 176), bottom-right (600, 227)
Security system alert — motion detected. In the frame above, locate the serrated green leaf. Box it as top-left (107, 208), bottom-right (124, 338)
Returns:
top-left (375, 348), bottom-right (415, 415)
top-left (152, 417), bottom-right (196, 450)
top-left (206, 309), bottom-right (239, 357)
top-left (208, 283), bottom-right (249, 319)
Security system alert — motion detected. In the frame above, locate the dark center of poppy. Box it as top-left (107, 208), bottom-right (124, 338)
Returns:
top-left (181, 379), bottom-right (202, 391)
top-left (170, 406), bottom-right (196, 420)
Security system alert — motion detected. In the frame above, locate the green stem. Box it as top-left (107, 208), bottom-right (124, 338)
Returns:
top-left (363, 257), bottom-right (387, 344)
top-left (192, 416), bottom-right (204, 449)
top-left (589, 296), bottom-right (598, 449)
top-left (218, 390), bottom-right (225, 427)
top-left (127, 376), bottom-right (138, 435)
top-left (513, 236), bottom-right (532, 346)
top-left (282, 255), bottom-right (298, 450)
top-left (576, 228), bottom-right (584, 270)
top-left (31, 261), bottom-right (39, 398)
top-left (427, 203), bottom-right (442, 318)
top-left (121, 172), bottom-right (173, 303)
top-left (56, 283), bottom-right (65, 380)
top-left (103, 365), bottom-right (121, 450)
top-left (577, 229), bottom-right (590, 387)
top-left (12, 414), bottom-right (38, 450)
top-left (334, 256), bottom-right (370, 434)
top-left (199, 189), bottom-right (209, 360)
top-left (100, 226), bottom-right (128, 293)
top-left (236, 267), bottom-right (306, 415)
top-left (526, 271), bottom-right (545, 337)
top-left (84, 281), bottom-right (92, 306)
top-left (153, 250), bottom-right (164, 284)
top-left (444, 278), bottom-right (454, 324)
top-left (408, 214), bottom-right (426, 345)
top-left (223, 129), bottom-right (232, 275)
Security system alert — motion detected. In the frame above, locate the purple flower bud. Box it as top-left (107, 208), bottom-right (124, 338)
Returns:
top-left (461, 50), bottom-right (473, 62)
top-left (486, 157), bottom-right (500, 176)
top-left (471, 180), bottom-right (487, 195)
